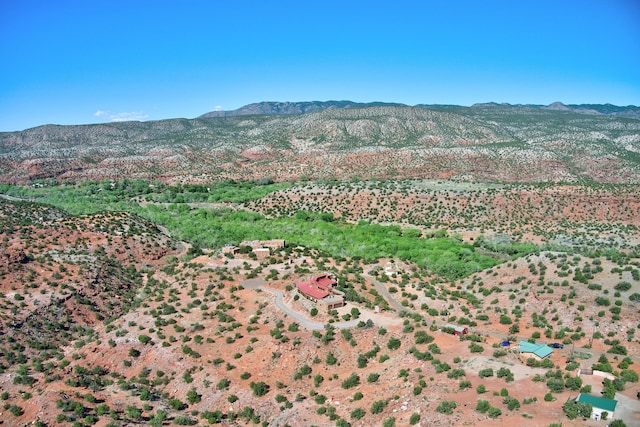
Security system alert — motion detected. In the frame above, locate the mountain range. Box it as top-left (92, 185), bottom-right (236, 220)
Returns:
top-left (200, 101), bottom-right (640, 119)
top-left (1, 101), bottom-right (639, 184)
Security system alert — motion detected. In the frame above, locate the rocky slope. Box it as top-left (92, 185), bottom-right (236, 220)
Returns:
top-left (1, 103), bottom-right (639, 184)
top-left (2, 193), bottom-right (640, 426)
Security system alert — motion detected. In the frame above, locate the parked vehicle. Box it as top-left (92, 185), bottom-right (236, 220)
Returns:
top-left (550, 343), bottom-right (564, 349)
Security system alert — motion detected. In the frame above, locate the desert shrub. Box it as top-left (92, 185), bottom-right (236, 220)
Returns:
top-left (383, 417), bottom-right (396, 427)
top-left (216, 378), bottom-right (230, 390)
top-left (341, 373), bottom-right (360, 389)
top-left (351, 407), bottom-right (366, 420)
top-left (168, 398), bottom-right (186, 410)
top-left (504, 396), bottom-right (520, 410)
top-left (469, 343), bottom-right (484, 353)
top-left (621, 370), bottom-right (639, 383)
top-left (476, 399), bottom-right (490, 413)
top-left (367, 373), bottom-right (380, 383)
top-left (314, 374), bottom-right (324, 387)
top-left (546, 378), bottom-right (564, 393)
top-left (387, 337), bottom-right (401, 350)
top-left (447, 368), bottom-right (465, 379)
top-left (414, 330), bottom-right (434, 344)
top-left (174, 415), bottom-right (197, 425)
top-left (250, 381), bottom-right (269, 396)
top-left (479, 368), bottom-right (494, 378)
top-left (487, 406), bottom-right (502, 418)
top-left (326, 352), bottom-right (338, 365)
top-left (186, 389), bottom-right (201, 404)
top-left (608, 344), bottom-right (628, 355)
top-left (371, 399), bottom-right (388, 414)
top-left (615, 281), bottom-right (632, 292)
top-left (499, 314), bottom-right (512, 324)
top-left (436, 400), bottom-right (457, 414)
top-left (459, 380), bottom-right (472, 389)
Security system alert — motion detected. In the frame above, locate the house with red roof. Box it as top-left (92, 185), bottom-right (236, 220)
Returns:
top-left (296, 274), bottom-right (345, 310)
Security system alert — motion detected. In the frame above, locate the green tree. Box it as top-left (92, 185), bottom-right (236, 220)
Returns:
top-left (414, 330), bottom-right (434, 344)
top-left (609, 420), bottom-right (627, 427)
top-left (186, 389), bottom-right (201, 404)
top-left (436, 400), bottom-right (457, 414)
top-left (383, 417), bottom-right (396, 427)
top-left (409, 412), bottom-right (420, 425)
top-left (138, 335), bottom-right (152, 345)
top-left (314, 374), bottom-right (324, 387)
top-left (326, 352), bottom-right (338, 365)
top-left (250, 381), bottom-right (269, 396)
top-left (487, 406), bottom-right (502, 418)
top-left (476, 399), bottom-right (491, 413)
top-left (168, 398), bottom-right (186, 410)
top-left (371, 399), bottom-right (388, 414)
top-left (387, 337), bottom-right (401, 350)
top-left (125, 405), bottom-right (143, 421)
top-left (342, 373), bottom-right (360, 389)
top-left (546, 378), bottom-right (564, 393)
top-left (351, 408), bottom-right (366, 420)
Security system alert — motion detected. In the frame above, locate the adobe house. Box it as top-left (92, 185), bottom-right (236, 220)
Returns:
top-left (252, 247), bottom-right (270, 259)
top-left (240, 239), bottom-right (285, 251)
top-left (518, 340), bottom-right (554, 361)
top-left (224, 239), bottom-right (286, 259)
top-left (574, 393), bottom-right (617, 420)
top-left (222, 244), bottom-right (240, 255)
top-left (296, 274), bottom-right (345, 310)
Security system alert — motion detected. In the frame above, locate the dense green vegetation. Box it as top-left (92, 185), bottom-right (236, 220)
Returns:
top-left (2, 175), bottom-right (640, 426)
top-left (0, 179), bottom-right (535, 280)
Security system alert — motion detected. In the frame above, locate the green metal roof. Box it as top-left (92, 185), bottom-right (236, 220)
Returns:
top-left (518, 340), bottom-right (554, 359)
top-left (576, 393), bottom-right (617, 412)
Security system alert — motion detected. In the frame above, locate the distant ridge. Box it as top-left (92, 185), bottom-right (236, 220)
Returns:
top-left (543, 102), bottom-right (640, 119)
top-left (199, 100), bottom-right (407, 118)
top-left (200, 101), bottom-right (640, 119)
top-left (2, 101), bottom-right (640, 185)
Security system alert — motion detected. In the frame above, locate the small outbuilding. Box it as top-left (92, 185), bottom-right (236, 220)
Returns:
top-left (575, 393), bottom-right (617, 420)
top-left (445, 324), bottom-right (468, 335)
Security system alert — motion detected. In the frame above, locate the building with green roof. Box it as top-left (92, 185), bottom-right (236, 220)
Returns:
top-left (575, 393), bottom-right (617, 420)
top-left (518, 340), bottom-right (554, 360)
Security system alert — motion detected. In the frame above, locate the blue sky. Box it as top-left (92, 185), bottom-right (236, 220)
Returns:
top-left (1, 0), bottom-right (639, 131)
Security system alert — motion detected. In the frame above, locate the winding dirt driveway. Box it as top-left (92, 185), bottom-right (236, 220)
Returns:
top-left (241, 278), bottom-right (373, 330)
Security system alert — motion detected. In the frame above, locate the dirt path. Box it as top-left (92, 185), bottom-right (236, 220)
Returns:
top-left (0, 193), bottom-right (33, 202)
top-left (242, 279), bottom-right (390, 330)
top-left (362, 273), bottom-right (407, 313)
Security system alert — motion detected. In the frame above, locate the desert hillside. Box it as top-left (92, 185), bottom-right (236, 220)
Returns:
top-left (1, 102), bottom-right (639, 426)
top-left (1, 176), bottom-right (639, 427)
top-left (1, 103), bottom-right (639, 185)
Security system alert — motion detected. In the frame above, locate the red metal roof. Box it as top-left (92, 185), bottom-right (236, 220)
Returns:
top-left (314, 274), bottom-right (336, 289)
top-left (296, 280), bottom-right (329, 299)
